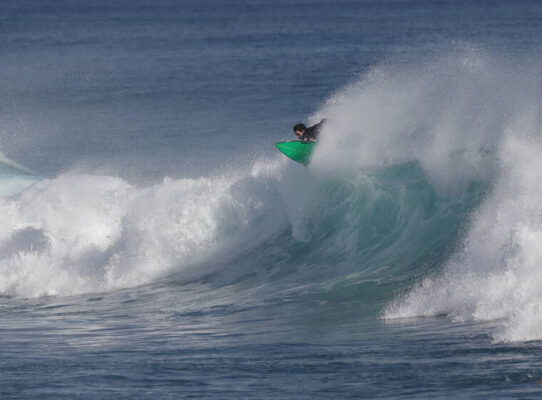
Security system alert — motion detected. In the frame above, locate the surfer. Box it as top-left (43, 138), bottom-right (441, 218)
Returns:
top-left (293, 119), bottom-right (327, 141)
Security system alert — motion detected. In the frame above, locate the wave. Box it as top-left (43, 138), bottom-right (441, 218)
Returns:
top-left (384, 135), bottom-right (542, 343)
top-left (0, 153), bottom-right (476, 300)
top-left (350, 48), bottom-right (542, 343)
top-left (3, 47), bottom-right (542, 343)
top-left (0, 165), bottom-right (284, 297)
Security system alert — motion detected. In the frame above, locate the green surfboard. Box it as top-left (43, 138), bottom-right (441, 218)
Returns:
top-left (275, 141), bottom-right (315, 165)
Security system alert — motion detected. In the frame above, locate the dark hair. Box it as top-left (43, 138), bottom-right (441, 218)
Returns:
top-left (293, 123), bottom-right (306, 132)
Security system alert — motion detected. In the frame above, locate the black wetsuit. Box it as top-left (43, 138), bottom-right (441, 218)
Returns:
top-left (301, 119), bottom-right (326, 141)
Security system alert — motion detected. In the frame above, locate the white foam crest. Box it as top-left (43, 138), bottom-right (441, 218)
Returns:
top-left (319, 48), bottom-right (542, 341)
top-left (386, 129), bottom-right (542, 342)
top-left (0, 160), bottom-right (297, 298)
top-left (310, 48), bottom-right (537, 193)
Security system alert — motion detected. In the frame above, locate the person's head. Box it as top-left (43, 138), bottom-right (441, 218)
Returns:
top-left (293, 123), bottom-right (306, 138)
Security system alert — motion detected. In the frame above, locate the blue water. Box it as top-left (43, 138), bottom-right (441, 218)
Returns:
top-left (3, 0), bottom-right (542, 398)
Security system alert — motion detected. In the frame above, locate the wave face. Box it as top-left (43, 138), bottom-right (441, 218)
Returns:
top-left (347, 49), bottom-right (542, 343)
top-left (0, 158), bottom-right (476, 300)
top-left (385, 135), bottom-right (542, 342)
top-left (3, 48), bottom-right (542, 343)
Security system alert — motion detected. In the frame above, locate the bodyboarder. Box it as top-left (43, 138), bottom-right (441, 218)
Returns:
top-left (293, 119), bottom-right (327, 141)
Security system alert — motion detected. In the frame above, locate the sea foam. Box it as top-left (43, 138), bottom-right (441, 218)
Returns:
top-left (343, 49), bottom-right (542, 342)
top-left (0, 161), bottom-right (294, 297)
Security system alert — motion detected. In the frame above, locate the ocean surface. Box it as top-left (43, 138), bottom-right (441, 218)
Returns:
top-left (3, 0), bottom-right (542, 398)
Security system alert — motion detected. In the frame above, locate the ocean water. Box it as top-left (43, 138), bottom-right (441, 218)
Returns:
top-left (3, 0), bottom-right (542, 398)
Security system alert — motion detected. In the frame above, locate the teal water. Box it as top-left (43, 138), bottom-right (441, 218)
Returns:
top-left (3, 1), bottom-right (542, 398)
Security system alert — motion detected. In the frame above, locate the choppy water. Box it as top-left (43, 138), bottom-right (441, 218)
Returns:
top-left (3, 1), bottom-right (542, 398)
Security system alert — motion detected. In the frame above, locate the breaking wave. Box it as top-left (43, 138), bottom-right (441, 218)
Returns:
top-left (3, 47), bottom-right (542, 343)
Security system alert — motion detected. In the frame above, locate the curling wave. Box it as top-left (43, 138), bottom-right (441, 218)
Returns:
top-left (4, 47), bottom-right (542, 344)
top-left (335, 48), bottom-right (542, 343)
top-left (0, 155), bottom-right (476, 301)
